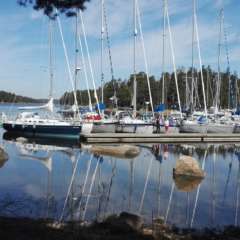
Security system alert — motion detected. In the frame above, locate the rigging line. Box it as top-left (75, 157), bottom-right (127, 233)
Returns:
top-left (138, 155), bottom-right (154, 214)
top-left (59, 152), bottom-right (80, 222)
top-left (79, 10), bottom-right (100, 113)
top-left (165, 0), bottom-right (182, 118)
top-left (136, 0), bottom-right (154, 117)
top-left (76, 153), bottom-right (94, 219)
top-left (56, 10), bottom-right (81, 120)
top-left (82, 158), bottom-right (100, 221)
top-left (193, 0), bottom-right (208, 117)
top-left (77, 10), bottom-right (93, 111)
top-left (103, 1), bottom-right (117, 104)
top-left (190, 149), bottom-right (208, 228)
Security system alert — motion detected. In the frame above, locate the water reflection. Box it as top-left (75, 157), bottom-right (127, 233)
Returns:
top-left (0, 132), bottom-right (240, 229)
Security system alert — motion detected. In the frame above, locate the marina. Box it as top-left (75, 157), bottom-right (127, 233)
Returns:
top-left (1, 0), bottom-right (240, 239)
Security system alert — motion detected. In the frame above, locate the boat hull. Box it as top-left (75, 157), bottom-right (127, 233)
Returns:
top-left (116, 123), bottom-right (153, 134)
top-left (91, 122), bottom-right (117, 133)
top-left (3, 123), bottom-right (82, 139)
top-left (180, 123), bottom-right (207, 133)
top-left (207, 123), bottom-right (234, 133)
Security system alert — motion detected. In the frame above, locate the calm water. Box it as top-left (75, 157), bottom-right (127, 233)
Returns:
top-left (0, 104), bottom-right (239, 229)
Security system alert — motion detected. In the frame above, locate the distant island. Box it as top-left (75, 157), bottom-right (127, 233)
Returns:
top-left (0, 91), bottom-right (46, 104)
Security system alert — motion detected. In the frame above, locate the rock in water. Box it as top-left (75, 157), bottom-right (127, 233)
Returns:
top-left (86, 144), bottom-right (140, 159)
top-left (173, 155), bottom-right (205, 178)
top-left (174, 175), bottom-right (203, 192)
top-left (0, 147), bottom-right (8, 168)
top-left (16, 137), bottom-right (28, 144)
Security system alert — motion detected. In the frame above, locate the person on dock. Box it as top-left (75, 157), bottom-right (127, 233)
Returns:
top-left (156, 115), bottom-right (161, 133)
top-left (164, 118), bottom-right (169, 133)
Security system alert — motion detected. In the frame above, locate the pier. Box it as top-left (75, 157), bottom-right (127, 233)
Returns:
top-left (80, 133), bottom-right (240, 144)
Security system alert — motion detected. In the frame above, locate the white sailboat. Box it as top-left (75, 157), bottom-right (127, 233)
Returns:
top-left (116, 0), bottom-right (154, 134)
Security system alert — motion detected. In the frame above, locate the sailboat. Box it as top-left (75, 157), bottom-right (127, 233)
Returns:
top-left (91, 0), bottom-right (118, 133)
top-left (3, 20), bottom-right (82, 139)
top-left (116, 0), bottom-right (154, 134)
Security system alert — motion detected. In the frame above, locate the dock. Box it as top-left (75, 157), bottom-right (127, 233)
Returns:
top-left (80, 133), bottom-right (240, 144)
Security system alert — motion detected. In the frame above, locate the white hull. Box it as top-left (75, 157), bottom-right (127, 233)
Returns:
top-left (116, 123), bottom-right (153, 134)
top-left (81, 122), bottom-right (93, 134)
top-left (91, 122), bottom-right (117, 133)
top-left (180, 121), bottom-right (234, 134)
top-left (180, 122), bottom-right (207, 133)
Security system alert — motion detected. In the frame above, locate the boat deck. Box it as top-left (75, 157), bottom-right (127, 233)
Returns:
top-left (80, 133), bottom-right (240, 143)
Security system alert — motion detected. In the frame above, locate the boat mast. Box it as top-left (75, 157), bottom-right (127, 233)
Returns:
top-left (133, 0), bottom-right (137, 117)
top-left (216, 9), bottom-right (223, 113)
top-left (161, 0), bottom-right (166, 104)
top-left (193, 0), bottom-right (208, 117)
top-left (191, 0), bottom-right (195, 113)
top-left (48, 19), bottom-right (53, 99)
top-left (101, 0), bottom-right (105, 104)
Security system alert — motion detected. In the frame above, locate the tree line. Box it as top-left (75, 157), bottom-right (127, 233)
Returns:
top-left (59, 66), bottom-right (239, 111)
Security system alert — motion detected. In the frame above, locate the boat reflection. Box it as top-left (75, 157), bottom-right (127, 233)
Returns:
top-left (0, 136), bottom-right (240, 229)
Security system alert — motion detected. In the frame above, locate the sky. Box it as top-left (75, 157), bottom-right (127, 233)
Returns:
top-left (0, 0), bottom-right (239, 99)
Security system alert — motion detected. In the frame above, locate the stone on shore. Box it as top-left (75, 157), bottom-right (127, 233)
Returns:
top-left (173, 155), bottom-right (205, 178)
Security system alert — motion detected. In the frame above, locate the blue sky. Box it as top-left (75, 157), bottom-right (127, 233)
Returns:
top-left (0, 0), bottom-right (239, 99)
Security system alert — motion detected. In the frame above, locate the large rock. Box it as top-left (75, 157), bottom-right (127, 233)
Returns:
top-left (174, 175), bottom-right (203, 192)
top-left (0, 147), bottom-right (8, 168)
top-left (173, 155), bottom-right (205, 178)
top-left (16, 137), bottom-right (28, 144)
top-left (83, 144), bottom-right (140, 159)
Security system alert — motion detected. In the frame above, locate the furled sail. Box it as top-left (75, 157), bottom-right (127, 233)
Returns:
top-left (18, 97), bottom-right (54, 112)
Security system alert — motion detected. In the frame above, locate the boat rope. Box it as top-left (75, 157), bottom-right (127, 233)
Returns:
top-left (79, 10), bottom-right (100, 114)
top-left (59, 152), bottom-right (80, 222)
top-left (136, 0), bottom-right (154, 117)
top-left (193, 0), bottom-right (208, 117)
top-left (56, 10), bottom-right (81, 120)
top-left (165, 0), bottom-right (182, 118)
top-left (138, 155), bottom-right (153, 214)
top-left (77, 10), bottom-right (93, 111)
top-left (190, 149), bottom-right (208, 228)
